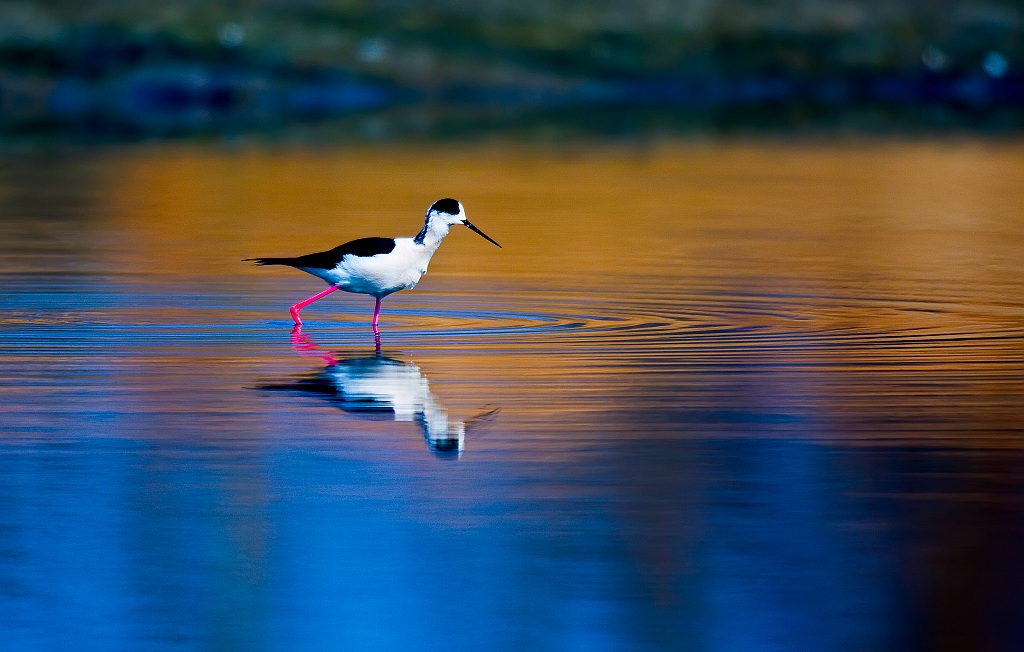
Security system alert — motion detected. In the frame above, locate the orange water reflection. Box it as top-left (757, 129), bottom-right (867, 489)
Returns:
top-left (0, 141), bottom-right (1022, 447)
top-left (86, 142), bottom-right (1023, 283)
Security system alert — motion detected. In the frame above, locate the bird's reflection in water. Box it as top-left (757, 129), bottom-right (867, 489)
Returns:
top-left (260, 327), bottom-right (498, 458)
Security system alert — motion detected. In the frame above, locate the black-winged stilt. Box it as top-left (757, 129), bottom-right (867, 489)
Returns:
top-left (246, 198), bottom-right (501, 348)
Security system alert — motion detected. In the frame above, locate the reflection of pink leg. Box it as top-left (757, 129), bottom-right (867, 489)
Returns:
top-left (289, 285), bottom-right (339, 325)
top-left (372, 297), bottom-right (382, 352)
top-left (290, 324), bottom-right (337, 365)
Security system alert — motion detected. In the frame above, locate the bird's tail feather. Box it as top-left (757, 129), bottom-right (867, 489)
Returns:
top-left (244, 257), bottom-right (297, 266)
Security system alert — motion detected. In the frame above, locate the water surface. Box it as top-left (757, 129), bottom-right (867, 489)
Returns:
top-left (1, 142), bottom-right (1023, 651)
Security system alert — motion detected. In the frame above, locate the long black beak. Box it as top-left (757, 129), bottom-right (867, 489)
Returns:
top-left (463, 220), bottom-right (502, 248)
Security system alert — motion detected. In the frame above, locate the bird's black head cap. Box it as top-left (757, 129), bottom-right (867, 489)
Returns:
top-left (430, 198), bottom-right (461, 216)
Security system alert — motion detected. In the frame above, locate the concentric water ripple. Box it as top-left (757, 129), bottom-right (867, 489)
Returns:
top-left (4, 279), bottom-right (1019, 383)
top-left (369, 286), bottom-right (1024, 369)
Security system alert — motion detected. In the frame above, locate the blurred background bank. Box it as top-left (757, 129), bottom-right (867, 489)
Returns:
top-left (1, 0), bottom-right (1024, 140)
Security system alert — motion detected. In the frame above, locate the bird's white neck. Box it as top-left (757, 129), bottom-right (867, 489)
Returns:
top-left (413, 215), bottom-right (454, 253)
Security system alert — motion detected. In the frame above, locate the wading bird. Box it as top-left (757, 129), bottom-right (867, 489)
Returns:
top-left (246, 198), bottom-right (501, 348)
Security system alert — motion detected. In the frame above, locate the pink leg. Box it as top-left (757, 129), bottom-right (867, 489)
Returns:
top-left (290, 285), bottom-right (339, 325)
top-left (372, 297), bottom-right (382, 352)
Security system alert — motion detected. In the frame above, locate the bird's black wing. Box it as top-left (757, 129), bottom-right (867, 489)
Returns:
top-left (246, 237), bottom-right (396, 270)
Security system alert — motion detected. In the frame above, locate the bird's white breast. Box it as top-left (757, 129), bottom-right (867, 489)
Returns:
top-left (317, 238), bottom-right (431, 297)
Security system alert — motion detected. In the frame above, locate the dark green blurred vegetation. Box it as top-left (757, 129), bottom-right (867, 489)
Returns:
top-left (1, 0), bottom-right (1023, 137)
top-left (4, 0), bottom-right (1023, 76)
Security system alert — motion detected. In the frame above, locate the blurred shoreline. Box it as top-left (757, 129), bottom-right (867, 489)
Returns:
top-left (2, 1), bottom-right (1024, 140)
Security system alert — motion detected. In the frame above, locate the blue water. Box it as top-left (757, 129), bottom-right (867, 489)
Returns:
top-left (1, 144), bottom-right (1023, 651)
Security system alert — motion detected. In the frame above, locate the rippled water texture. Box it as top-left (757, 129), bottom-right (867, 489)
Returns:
top-left (1, 142), bottom-right (1023, 651)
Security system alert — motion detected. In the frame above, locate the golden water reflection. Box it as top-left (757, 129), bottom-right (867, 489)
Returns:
top-left (1, 141), bottom-right (1022, 446)
top-left (85, 142), bottom-right (1024, 286)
